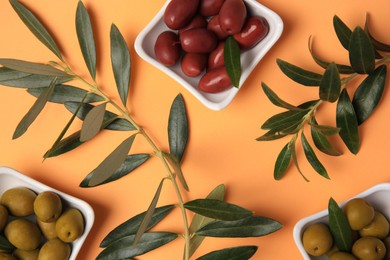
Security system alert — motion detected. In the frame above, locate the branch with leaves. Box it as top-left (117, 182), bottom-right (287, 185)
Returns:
top-left (257, 14), bottom-right (390, 181)
top-left (0, 1), bottom-right (282, 259)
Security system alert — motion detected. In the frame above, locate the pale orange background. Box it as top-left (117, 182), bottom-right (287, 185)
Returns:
top-left (1, 0), bottom-right (390, 259)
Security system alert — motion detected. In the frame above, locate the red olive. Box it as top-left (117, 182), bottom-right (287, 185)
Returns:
top-left (199, 0), bottom-right (225, 17)
top-left (154, 31), bottom-right (181, 67)
top-left (207, 15), bottom-right (229, 40)
top-left (180, 28), bottom-right (218, 54)
top-left (179, 15), bottom-right (208, 35)
top-left (233, 16), bottom-right (269, 49)
top-left (181, 53), bottom-right (208, 77)
top-left (198, 66), bottom-right (232, 93)
top-left (163, 0), bottom-right (200, 30)
top-left (208, 41), bottom-right (225, 70)
top-left (219, 0), bottom-right (247, 35)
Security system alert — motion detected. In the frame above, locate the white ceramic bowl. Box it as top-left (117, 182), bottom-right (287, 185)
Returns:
top-left (293, 183), bottom-right (390, 260)
top-left (134, 0), bottom-right (283, 111)
top-left (0, 166), bottom-right (94, 260)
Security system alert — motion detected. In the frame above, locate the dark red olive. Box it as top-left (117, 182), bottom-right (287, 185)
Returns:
top-left (179, 15), bottom-right (208, 35)
top-left (154, 31), bottom-right (181, 67)
top-left (198, 66), bottom-right (232, 93)
top-left (219, 0), bottom-right (247, 35)
top-left (233, 16), bottom-right (269, 49)
top-left (208, 41), bottom-right (225, 70)
top-left (180, 28), bottom-right (218, 54)
top-left (207, 15), bottom-right (229, 40)
top-left (181, 53), bottom-right (208, 77)
top-left (163, 0), bottom-right (200, 30)
top-left (199, 0), bottom-right (225, 17)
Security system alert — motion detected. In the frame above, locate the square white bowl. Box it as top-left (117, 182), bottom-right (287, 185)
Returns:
top-left (134, 0), bottom-right (283, 111)
top-left (0, 166), bottom-right (94, 260)
top-left (293, 183), bottom-right (390, 260)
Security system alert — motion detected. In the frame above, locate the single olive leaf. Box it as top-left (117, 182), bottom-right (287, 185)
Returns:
top-left (336, 89), bottom-right (360, 154)
top-left (110, 24), bottom-right (131, 107)
top-left (163, 152), bottom-right (189, 192)
top-left (274, 143), bottom-right (292, 180)
top-left (196, 246), bottom-right (258, 260)
top-left (195, 216), bottom-right (282, 238)
top-left (0, 59), bottom-right (68, 77)
top-left (261, 110), bottom-right (308, 130)
top-left (80, 102), bottom-right (107, 142)
top-left (352, 65), bottom-right (387, 125)
top-left (276, 59), bottom-right (322, 86)
top-left (100, 204), bottom-right (174, 248)
top-left (310, 118), bottom-right (341, 156)
top-left (349, 26), bottom-right (375, 74)
top-left (301, 132), bottom-right (330, 179)
top-left (9, 0), bottom-right (63, 60)
top-left (168, 93), bottom-right (188, 163)
top-left (319, 62), bottom-right (341, 103)
top-left (261, 82), bottom-right (302, 111)
top-left (333, 15), bottom-right (352, 50)
top-left (308, 122), bottom-right (340, 136)
top-left (365, 20), bottom-right (390, 53)
top-left (328, 197), bottom-right (353, 252)
top-left (96, 232), bottom-right (178, 260)
top-left (291, 140), bottom-right (310, 182)
top-left (224, 36), bottom-right (241, 87)
top-left (256, 129), bottom-right (287, 142)
top-left (76, 1), bottom-right (97, 80)
top-left (13, 78), bottom-right (56, 139)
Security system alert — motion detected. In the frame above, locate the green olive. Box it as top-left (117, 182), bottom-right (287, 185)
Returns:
top-left (343, 198), bottom-right (375, 230)
top-left (328, 251), bottom-right (358, 260)
top-left (352, 236), bottom-right (386, 260)
top-left (302, 223), bottom-right (333, 256)
top-left (359, 211), bottom-right (390, 239)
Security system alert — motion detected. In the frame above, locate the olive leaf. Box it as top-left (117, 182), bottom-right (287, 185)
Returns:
top-left (110, 24), bottom-right (130, 107)
top-left (310, 119), bottom-right (341, 156)
top-left (76, 1), bottom-right (97, 80)
top-left (319, 63), bottom-right (341, 103)
top-left (224, 36), bottom-right (241, 87)
top-left (261, 82), bottom-right (302, 111)
top-left (256, 129), bottom-right (287, 142)
top-left (0, 59), bottom-right (68, 77)
top-left (197, 246), bottom-right (258, 260)
top-left (9, 0), bottom-right (63, 61)
top-left (276, 59), bottom-right (322, 86)
top-left (0, 234), bottom-right (15, 252)
top-left (333, 15), bottom-right (352, 50)
top-left (352, 65), bottom-right (387, 125)
top-left (184, 199), bottom-right (252, 221)
top-left (163, 152), bottom-right (189, 191)
top-left (349, 26), bottom-right (375, 74)
top-left (301, 132), bottom-right (330, 179)
top-left (365, 16), bottom-right (390, 53)
top-left (44, 130), bottom-right (83, 158)
top-left (13, 78), bottom-right (56, 139)
top-left (261, 110), bottom-right (309, 130)
top-left (308, 122), bottom-right (340, 136)
top-left (328, 197), bottom-right (353, 252)
top-left (80, 102), bottom-right (107, 142)
top-left (100, 204), bottom-right (174, 248)
top-left (195, 216), bottom-right (282, 238)
top-left (168, 93), bottom-right (188, 163)
top-left (96, 232), bottom-right (178, 260)
top-left (291, 140), bottom-right (310, 182)
top-left (274, 143), bottom-right (291, 180)
top-left (336, 89), bottom-right (360, 154)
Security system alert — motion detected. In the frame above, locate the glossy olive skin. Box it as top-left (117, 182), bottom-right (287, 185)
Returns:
top-left (198, 66), bottom-right (232, 93)
top-left (234, 16), bottom-right (269, 49)
top-left (180, 28), bottom-right (218, 54)
top-left (208, 41), bottom-right (225, 70)
top-left (154, 31), bottom-right (181, 67)
top-left (164, 0), bottom-right (199, 30)
top-left (219, 0), bottom-right (247, 35)
top-left (199, 0), bottom-right (225, 17)
top-left (207, 15), bottom-right (229, 40)
top-left (181, 53), bottom-right (208, 77)
top-left (179, 15), bottom-right (208, 35)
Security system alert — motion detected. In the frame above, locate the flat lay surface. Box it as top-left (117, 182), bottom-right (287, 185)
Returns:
top-left (0, 0), bottom-right (390, 259)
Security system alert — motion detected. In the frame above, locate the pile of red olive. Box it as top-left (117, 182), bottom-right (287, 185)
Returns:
top-left (154, 0), bottom-right (270, 93)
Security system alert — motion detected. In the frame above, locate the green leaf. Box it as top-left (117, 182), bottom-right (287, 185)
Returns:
top-left (349, 26), bottom-right (375, 74)
top-left (0, 234), bottom-right (15, 252)
top-left (333, 15), bottom-right (352, 50)
top-left (9, 0), bottom-right (63, 60)
top-left (301, 132), bottom-right (330, 179)
top-left (328, 197), bottom-right (353, 252)
top-left (76, 1), bottom-right (97, 80)
top-left (224, 36), bottom-right (241, 87)
top-left (110, 24), bottom-right (131, 106)
top-left (261, 82), bottom-right (302, 111)
top-left (184, 199), bottom-right (252, 221)
top-left (308, 122), bottom-right (340, 136)
top-left (261, 110), bottom-right (308, 130)
top-left (13, 78), bottom-right (56, 139)
top-left (64, 102), bottom-right (136, 131)
top-left (336, 89), bottom-right (360, 154)
top-left (100, 205), bottom-right (174, 248)
top-left (0, 67), bottom-right (72, 88)
top-left (196, 246), bottom-right (258, 260)
top-left (319, 63), bottom-right (341, 103)
top-left (168, 94), bottom-right (188, 163)
top-left (310, 118), bottom-right (341, 157)
top-left (96, 232), bottom-right (178, 260)
top-left (256, 130), bottom-right (287, 142)
top-left (44, 130), bottom-right (83, 158)
top-left (189, 184), bottom-right (225, 258)
top-left (274, 143), bottom-right (291, 180)
top-left (0, 59), bottom-right (68, 77)
top-left (163, 152), bottom-right (189, 191)
top-left (364, 14), bottom-right (389, 55)
top-left (133, 179), bottom-right (165, 246)
top-left (87, 135), bottom-right (136, 186)
top-left (28, 85), bottom-right (103, 103)
top-left (352, 65), bottom-right (387, 125)
top-left (80, 102), bottom-right (107, 142)
top-left (291, 140), bottom-right (310, 182)
top-left (196, 216), bottom-right (282, 238)
top-left (276, 59), bottom-right (322, 86)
